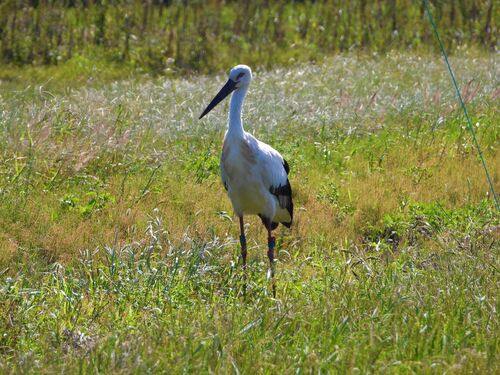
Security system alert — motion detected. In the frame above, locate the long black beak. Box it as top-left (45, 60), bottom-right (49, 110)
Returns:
top-left (199, 79), bottom-right (237, 119)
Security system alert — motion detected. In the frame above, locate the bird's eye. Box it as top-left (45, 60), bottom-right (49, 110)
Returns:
top-left (236, 72), bottom-right (245, 80)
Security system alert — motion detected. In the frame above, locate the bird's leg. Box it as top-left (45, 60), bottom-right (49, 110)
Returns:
top-left (239, 216), bottom-right (247, 268)
top-left (267, 226), bottom-right (276, 298)
top-left (239, 216), bottom-right (248, 297)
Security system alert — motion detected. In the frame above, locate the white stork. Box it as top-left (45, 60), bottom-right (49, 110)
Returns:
top-left (199, 65), bottom-right (293, 295)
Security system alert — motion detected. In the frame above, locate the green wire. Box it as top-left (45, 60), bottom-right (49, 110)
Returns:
top-left (423, 0), bottom-right (500, 213)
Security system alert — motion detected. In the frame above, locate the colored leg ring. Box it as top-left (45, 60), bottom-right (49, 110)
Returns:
top-left (268, 237), bottom-right (275, 250)
top-left (239, 234), bottom-right (247, 248)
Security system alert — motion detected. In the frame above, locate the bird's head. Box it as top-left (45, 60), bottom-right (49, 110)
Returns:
top-left (199, 65), bottom-right (252, 120)
top-left (229, 65), bottom-right (252, 89)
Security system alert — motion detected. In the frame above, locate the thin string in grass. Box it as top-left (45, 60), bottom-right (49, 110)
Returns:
top-left (424, 0), bottom-right (500, 213)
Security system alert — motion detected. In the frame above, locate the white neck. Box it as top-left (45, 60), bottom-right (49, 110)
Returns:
top-left (227, 86), bottom-right (248, 137)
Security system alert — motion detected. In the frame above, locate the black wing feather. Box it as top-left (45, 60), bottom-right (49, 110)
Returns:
top-left (283, 159), bottom-right (290, 175)
top-left (268, 159), bottom-right (293, 228)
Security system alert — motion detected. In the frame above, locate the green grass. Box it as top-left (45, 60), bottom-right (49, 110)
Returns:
top-left (0, 52), bottom-right (499, 373)
top-left (0, 0), bottom-right (496, 79)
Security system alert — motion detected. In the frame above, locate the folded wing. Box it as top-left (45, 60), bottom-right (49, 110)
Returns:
top-left (256, 139), bottom-right (293, 228)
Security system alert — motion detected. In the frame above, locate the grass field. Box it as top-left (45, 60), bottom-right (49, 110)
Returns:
top-left (1, 0), bottom-right (495, 75)
top-left (0, 52), bottom-right (499, 373)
